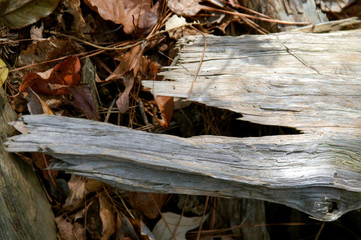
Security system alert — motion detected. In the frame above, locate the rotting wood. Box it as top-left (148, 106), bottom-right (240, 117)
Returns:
top-left (5, 115), bottom-right (361, 221)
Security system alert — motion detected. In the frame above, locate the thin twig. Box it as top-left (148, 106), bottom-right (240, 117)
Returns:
top-left (202, 6), bottom-right (310, 25)
top-left (47, 31), bottom-right (142, 51)
top-left (315, 221), bottom-right (325, 240)
top-left (187, 26), bottom-right (207, 100)
top-left (196, 196), bottom-right (210, 240)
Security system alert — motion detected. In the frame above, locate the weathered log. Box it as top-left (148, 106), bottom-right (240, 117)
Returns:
top-left (0, 88), bottom-right (56, 239)
top-left (5, 115), bottom-right (361, 221)
top-left (5, 30), bottom-right (361, 222)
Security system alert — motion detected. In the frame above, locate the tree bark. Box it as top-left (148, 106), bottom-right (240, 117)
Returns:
top-left (0, 88), bottom-right (56, 239)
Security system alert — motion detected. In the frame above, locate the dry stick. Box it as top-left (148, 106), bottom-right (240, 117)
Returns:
top-left (202, 6), bottom-right (310, 25)
top-left (196, 195), bottom-right (210, 240)
top-left (315, 222), bottom-right (325, 240)
top-left (240, 16), bottom-right (270, 35)
top-left (172, 195), bottom-right (190, 239)
top-left (102, 184), bottom-right (130, 223)
top-left (230, 1), bottom-right (273, 19)
top-left (187, 26), bottom-right (207, 100)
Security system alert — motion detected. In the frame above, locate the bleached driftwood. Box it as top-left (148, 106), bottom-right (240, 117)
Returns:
top-left (6, 30), bottom-right (361, 221)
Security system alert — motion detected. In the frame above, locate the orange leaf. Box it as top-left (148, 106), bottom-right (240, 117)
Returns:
top-left (19, 56), bottom-right (81, 95)
top-left (155, 95), bottom-right (174, 129)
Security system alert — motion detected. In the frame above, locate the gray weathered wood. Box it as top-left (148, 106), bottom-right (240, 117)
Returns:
top-left (142, 30), bottom-right (361, 134)
top-left (5, 115), bottom-right (361, 221)
top-left (5, 30), bottom-right (361, 222)
top-left (0, 89), bottom-right (56, 239)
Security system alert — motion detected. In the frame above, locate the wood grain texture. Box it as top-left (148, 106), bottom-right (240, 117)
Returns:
top-left (142, 30), bottom-right (361, 134)
top-left (5, 115), bottom-right (361, 221)
top-left (0, 89), bottom-right (56, 239)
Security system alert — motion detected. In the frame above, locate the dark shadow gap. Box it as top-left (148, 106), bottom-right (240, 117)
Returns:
top-left (167, 103), bottom-right (301, 138)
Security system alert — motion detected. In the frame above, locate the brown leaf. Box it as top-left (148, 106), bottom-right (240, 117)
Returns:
top-left (19, 56), bottom-right (81, 95)
top-left (27, 87), bottom-right (55, 115)
top-left (68, 85), bottom-right (100, 120)
top-left (18, 37), bottom-right (84, 72)
top-left (155, 95), bottom-right (174, 129)
top-left (168, 0), bottom-right (205, 17)
top-left (86, 200), bottom-right (103, 239)
top-left (99, 194), bottom-right (115, 240)
top-left (73, 222), bottom-right (86, 240)
top-left (63, 175), bottom-right (87, 209)
top-left (125, 192), bottom-right (168, 219)
top-left (31, 152), bottom-right (58, 185)
top-left (56, 216), bottom-right (76, 240)
top-left (64, 176), bottom-right (103, 210)
top-left (116, 72), bottom-right (135, 113)
top-left (84, 0), bottom-right (159, 35)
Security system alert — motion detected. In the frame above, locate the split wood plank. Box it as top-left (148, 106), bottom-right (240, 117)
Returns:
top-left (142, 30), bottom-right (361, 134)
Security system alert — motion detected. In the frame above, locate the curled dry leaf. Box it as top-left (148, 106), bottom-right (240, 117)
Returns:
top-left (83, 0), bottom-right (159, 35)
top-left (27, 87), bottom-right (55, 115)
top-left (19, 56), bottom-right (81, 95)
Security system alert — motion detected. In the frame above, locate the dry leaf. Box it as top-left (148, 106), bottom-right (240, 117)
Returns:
top-left (68, 85), bottom-right (100, 120)
top-left (84, 0), bottom-right (159, 35)
top-left (99, 194), bottom-right (115, 240)
top-left (63, 175), bottom-right (87, 209)
top-left (56, 216), bottom-right (76, 240)
top-left (18, 37), bottom-right (84, 72)
top-left (31, 152), bottom-right (58, 185)
top-left (114, 45), bottom-right (144, 113)
top-left (125, 192), bottom-right (168, 219)
top-left (27, 87), bottom-right (55, 115)
top-left (86, 200), bottom-right (103, 239)
top-left (155, 95), bottom-right (174, 129)
top-left (19, 56), bottom-right (81, 95)
top-left (30, 22), bottom-right (44, 40)
top-left (0, 58), bottom-right (9, 87)
top-left (73, 222), bottom-right (86, 240)
top-left (0, 0), bottom-right (59, 29)
top-left (116, 71), bottom-right (135, 113)
top-left (167, 0), bottom-right (205, 17)
top-left (152, 212), bottom-right (208, 240)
